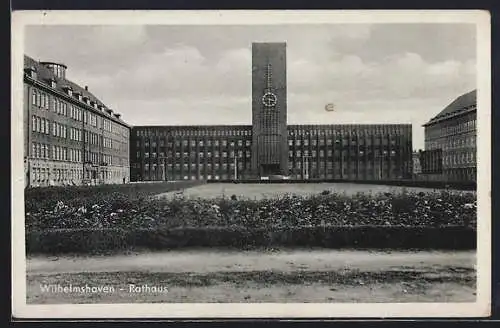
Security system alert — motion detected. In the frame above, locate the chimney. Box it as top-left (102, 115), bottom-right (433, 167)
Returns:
top-left (84, 86), bottom-right (88, 91)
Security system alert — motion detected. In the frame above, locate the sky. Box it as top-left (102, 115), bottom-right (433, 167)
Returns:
top-left (25, 24), bottom-right (477, 150)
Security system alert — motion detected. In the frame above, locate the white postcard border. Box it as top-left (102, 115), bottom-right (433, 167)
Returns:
top-left (11, 10), bottom-right (491, 319)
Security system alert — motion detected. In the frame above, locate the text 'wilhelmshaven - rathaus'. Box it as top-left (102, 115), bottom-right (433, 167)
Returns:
top-left (130, 42), bottom-right (413, 181)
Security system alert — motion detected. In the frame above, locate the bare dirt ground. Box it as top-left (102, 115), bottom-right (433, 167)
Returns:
top-left (26, 249), bottom-right (476, 304)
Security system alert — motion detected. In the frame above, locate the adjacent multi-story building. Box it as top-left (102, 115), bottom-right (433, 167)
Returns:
top-left (412, 151), bottom-right (422, 177)
top-left (416, 149), bottom-right (444, 181)
top-left (423, 90), bottom-right (477, 182)
top-left (24, 55), bottom-right (130, 187)
top-left (130, 43), bottom-right (413, 182)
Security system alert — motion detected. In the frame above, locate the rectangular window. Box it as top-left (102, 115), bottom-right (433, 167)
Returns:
top-left (32, 90), bottom-right (37, 105)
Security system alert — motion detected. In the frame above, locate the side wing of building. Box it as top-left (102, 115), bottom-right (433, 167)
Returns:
top-left (422, 90), bottom-right (477, 182)
top-left (24, 55), bottom-right (130, 187)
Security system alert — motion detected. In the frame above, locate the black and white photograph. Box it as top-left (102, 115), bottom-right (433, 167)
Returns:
top-left (11, 10), bottom-right (491, 318)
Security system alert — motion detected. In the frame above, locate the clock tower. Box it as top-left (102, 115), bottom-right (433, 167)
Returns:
top-left (251, 42), bottom-right (288, 178)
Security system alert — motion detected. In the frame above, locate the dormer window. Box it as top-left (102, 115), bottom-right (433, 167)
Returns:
top-left (49, 78), bottom-right (56, 88)
top-left (74, 92), bottom-right (82, 101)
top-left (93, 102), bottom-right (98, 109)
top-left (63, 85), bottom-right (73, 96)
top-left (24, 66), bottom-right (37, 79)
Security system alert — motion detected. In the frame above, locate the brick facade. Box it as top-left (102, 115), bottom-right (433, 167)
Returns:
top-left (24, 56), bottom-right (130, 187)
top-left (130, 124), bottom-right (413, 181)
top-left (423, 90), bottom-right (477, 182)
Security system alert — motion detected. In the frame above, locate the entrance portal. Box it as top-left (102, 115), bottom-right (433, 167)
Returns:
top-left (260, 164), bottom-right (281, 177)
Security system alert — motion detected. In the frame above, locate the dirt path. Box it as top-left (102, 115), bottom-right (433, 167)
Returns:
top-left (27, 249), bottom-right (475, 275)
top-left (26, 250), bottom-right (476, 304)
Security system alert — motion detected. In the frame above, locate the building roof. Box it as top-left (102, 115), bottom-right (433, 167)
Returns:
top-left (24, 54), bottom-right (128, 127)
top-left (424, 89), bottom-right (476, 126)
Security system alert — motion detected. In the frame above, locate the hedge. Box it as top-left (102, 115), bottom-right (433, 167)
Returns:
top-left (26, 225), bottom-right (476, 254)
top-left (24, 180), bottom-right (204, 212)
top-left (26, 190), bottom-right (477, 232)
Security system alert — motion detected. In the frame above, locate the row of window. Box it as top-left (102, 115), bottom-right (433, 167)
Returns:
top-left (31, 89), bottom-right (128, 136)
top-left (138, 170), bottom-right (406, 181)
top-left (136, 129), bottom-right (252, 138)
top-left (88, 132), bottom-right (99, 146)
top-left (138, 148), bottom-right (402, 160)
top-left (441, 136), bottom-right (477, 150)
top-left (288, 162), bottom-right (402, 170)
top-left (289, 128), bottom-right (409, 137)
top-left (32, 116), bottom-right (127, 153)
top-left (103, 119), bottom-right (113, 133)
top-left (426, 118), bottom-right (477, 139)
top-left (31, 115), bottom-right (73, 140)
top-left (30, 166), bottom-right (127, 184)
top-left (83, 151), bottom-right (126, 166)
top-left (144, 163), bottom-right (242, 171)
top-left (103, 137), bottom-right (113, 149)
top-left (140, 165), bottom-right (404, 176)
top-left (443, 151), bottom-right (476, 166)
top-left (53, 145), bottom-right (68, 161)
top-left (289, 149), bottom-right (399, 157)
top-left (32, 89), bottom-right (50, 109)
top-left (141, 139), bottom-right (251, 148)
top-left (141, 150), bottom-right (251, 159)
top-left (32, 89), bottom-right (70, 117)
top-left (139, 137), bottom-right (409, 150)
top-left (69, 105), bottom-right (83, 121)
top-left (31, 167), bottom-right (84, 184)
top-left (54, 122), bottom-right (67, 139)
top-left (32, 116), bottom-right (50, 135)
top-left (30, 142), bottom-right (123, 164)
top-left (70, 127), bottom-right (82, 142)
top-left (426, 135), bottom-right (477, 151)
top-left (139, 159), bottom-right (407, 172)
top-left (135, 126), bottom-right (410, 138)
top-left (289, 138), bottom-right (401, 147)
top-left (31, 143), bottom-right (81, 162)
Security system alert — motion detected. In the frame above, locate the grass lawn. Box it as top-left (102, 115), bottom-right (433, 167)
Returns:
top-left (156, 182), bottom-right (470, 200)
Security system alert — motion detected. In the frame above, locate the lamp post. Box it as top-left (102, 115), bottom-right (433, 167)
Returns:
top-left (302, 155), bottom-right (311, 180)
top-left (233, 153), bottom-right (238, 180)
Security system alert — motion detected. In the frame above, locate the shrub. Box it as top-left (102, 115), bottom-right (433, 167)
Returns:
top-left (26, 225), bottom-right (476, 254)
top-left (25, 189), bottom-right (477, 232)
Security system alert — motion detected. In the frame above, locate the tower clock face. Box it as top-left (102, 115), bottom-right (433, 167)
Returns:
top-left (262, 92), bottom-right (277, 107)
